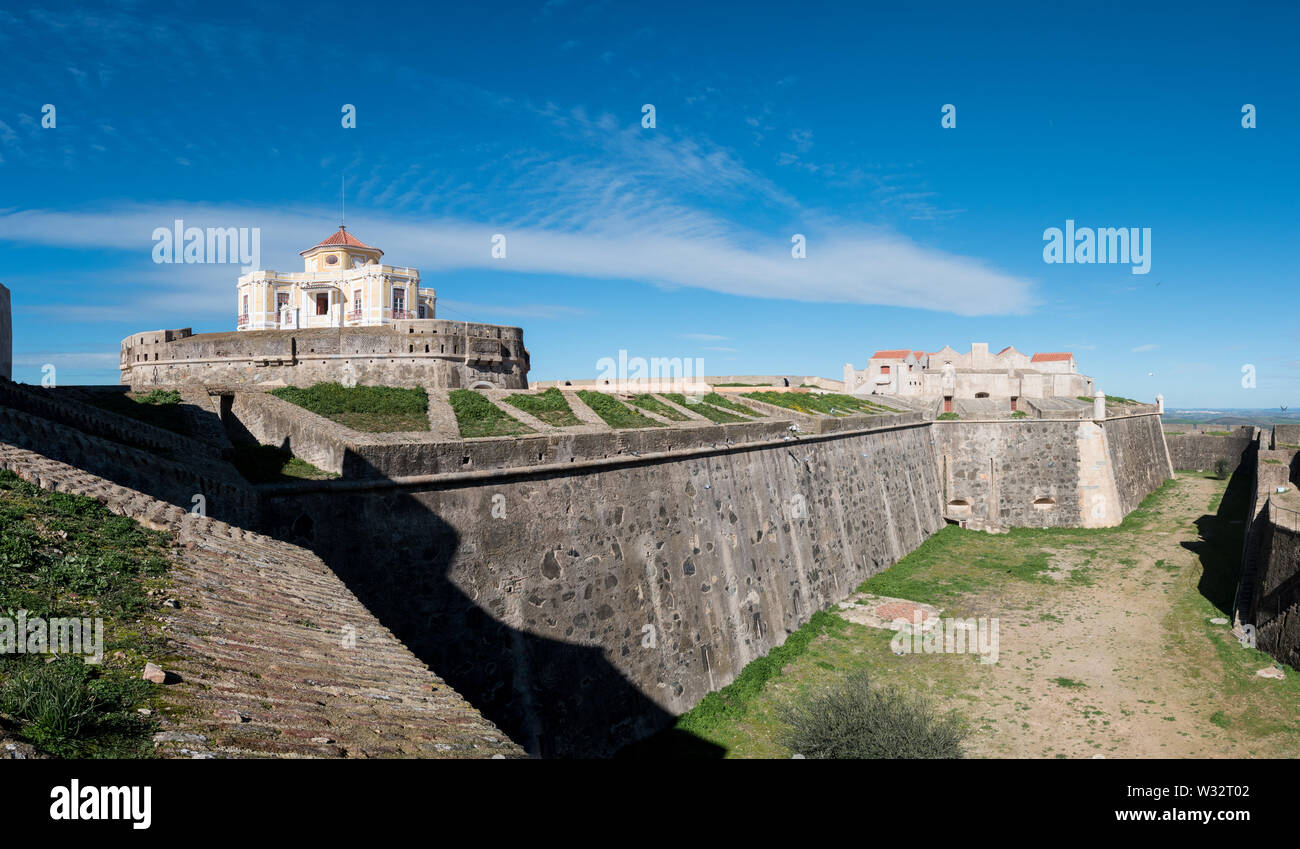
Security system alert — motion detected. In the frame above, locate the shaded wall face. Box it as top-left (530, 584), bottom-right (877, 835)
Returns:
top-left (0, 283), bottom-right (9, 380)
top-left (1103, 415), bottom-right (1173, 516)
top-left (1164, 434), bottom-right (1253, 472)
top-left (262, 424), bottom-right (945, 757)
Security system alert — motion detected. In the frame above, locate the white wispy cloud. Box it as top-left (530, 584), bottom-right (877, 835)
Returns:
top-left (0, 203), bottom-right (1037, 318)
top-left (1132, 343), bottom-right (1158, 352)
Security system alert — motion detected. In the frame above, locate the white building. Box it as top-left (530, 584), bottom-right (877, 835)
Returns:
top-left (844, 343), bottom-right (1095, 410)
top-left (236, 226), bottom-right (436, 331)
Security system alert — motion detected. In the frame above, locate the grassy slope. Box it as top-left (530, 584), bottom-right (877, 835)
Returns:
top-left (271, 383), bottom-right (430, 432)
top-left (576, 390), bottom-right (664, 428)
top-left (448, 389), bottom-right (534, 438)
top-left (501, 388), bottom-right (582, 427)
top-left (0, 471), bottom-right (175, 757)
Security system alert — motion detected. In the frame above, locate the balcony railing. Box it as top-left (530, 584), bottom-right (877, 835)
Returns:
top-left (391, 308), bottom-right (413, 320)
top-left (237, 314), bottom-right (249, 327)
top-left (346, 309), bottom-right (362, 322)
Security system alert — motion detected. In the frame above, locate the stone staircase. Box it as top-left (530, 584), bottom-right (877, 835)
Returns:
top-left (0, 440), bottom-right (523, 759)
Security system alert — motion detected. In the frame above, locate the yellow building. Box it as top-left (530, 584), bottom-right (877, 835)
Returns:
top-left (236, 226), bottom-right (436, 331)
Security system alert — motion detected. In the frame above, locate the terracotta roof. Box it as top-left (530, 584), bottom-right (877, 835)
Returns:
top-left (302, 226), bottom-right (382, 254)
top-left (997, 346), bottom-right (1015, 355)
top-left (912, 350), bottom-right (925, 359)
top-left (1031, 352), bottom-right (1074, 362)
top-left (871, 349), bottom-right (914, 360)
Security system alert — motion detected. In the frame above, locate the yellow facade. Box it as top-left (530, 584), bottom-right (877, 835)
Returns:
top-left (236, 227), bottom-right (435, 330)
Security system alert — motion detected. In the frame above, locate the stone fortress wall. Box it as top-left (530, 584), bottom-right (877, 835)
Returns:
top-left (121, 321), bottom-right (530, 390)
top-left (932, 412), bottom-right (1172, 529)
top-left (0, 372), bottom-right (1176, 756)
top-left (1163, 424), bottom-right (1256, 472)
top-left (1237, 429), bottom-right (1300, 669)
top-left (0, 282), bottom-right (10, 380)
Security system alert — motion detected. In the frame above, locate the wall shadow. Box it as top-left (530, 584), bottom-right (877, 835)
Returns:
top-left (257, 447), bottom-right (724, 759)
top-left (1182, 467), bottom-right (1252, 616)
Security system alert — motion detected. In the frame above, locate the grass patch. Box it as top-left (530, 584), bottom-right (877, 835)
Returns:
top-left (231, 444), bottom-right (338, 483)
top-left (1052, 677), bottom-right (1087, 689)
top-left (662, 394), bottom-right (749, 424)
top-left (624, 394), bottom-right (691, 422)
top-left (702, 393), bottom-right (762, 417)
top-left (501, 388), bottom-right (582, 427)
top-left (81, 389), bottom-right (191, 436)
top-left (448, 389), bottom-right (533, 438)
top-left (936, 412), bottom-right (959, 420)
top-left (1011, 410), bottom-right (1028, 418)
top-left (271, 383), bottom-right (429, 432)
top-left (742, 391), bottom-right (895, 416)
top-left (674, 611), bottom-right (849, 738)
top-left (0, 469), bottom-right (173, 757)
top-left (576, 391), bottom-right (665, 428)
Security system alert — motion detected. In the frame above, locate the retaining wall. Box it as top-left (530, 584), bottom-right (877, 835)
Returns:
top-left (259, 419), bottom-right (946, 757)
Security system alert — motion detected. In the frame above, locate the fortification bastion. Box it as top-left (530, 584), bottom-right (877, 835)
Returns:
top-left (121, 321), bottom-right (530, 390)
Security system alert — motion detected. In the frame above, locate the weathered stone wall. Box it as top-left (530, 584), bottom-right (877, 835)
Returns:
top-left (1103, 414), bottom-right (1175, 517)
top-left (225, 389), bottom-right (921, 480)
top-left (259, 420), bottom-right (946, 757)
top-left (121, 322), bottom-right (530, 390)
top-left (933, 419), bottom-right (1085, 527)
top-left (0, 282), bottom-right (10, 380)
top-left (1273, 425), bottom-right (1300, 450)
top-left (931, 413), bottom-right (1169, 529)
top-left (1163, 426), bottom-right (1254, 471)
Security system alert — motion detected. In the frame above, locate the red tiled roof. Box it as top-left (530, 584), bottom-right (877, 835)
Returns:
top-left (302, 226), bottom-right (381, 253)
top-left (997, 346), bottom-right (1015, 355)
top-left (872, 349), bottom-right (914, 360)
top-left (1031, 352), bottom-right (1074, 362)
top-left (912, 350), bottom-right (925, 359)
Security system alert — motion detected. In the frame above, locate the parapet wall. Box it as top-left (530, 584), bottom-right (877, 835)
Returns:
top-left (0, 282), bottom-right (10, 380)
top-left (1164, 425), bottom-right (1255, 471)
top-left (259, 418), bottom-right (946, 757)
top-left (1242, 443), bottom-right (1300, 667)
top-left (121, 322), bottom-right (530, 391)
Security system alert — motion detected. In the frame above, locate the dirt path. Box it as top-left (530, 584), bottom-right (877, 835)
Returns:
top-left (959, 474), bottom-right (1286, 758)
top-left (697, 472), bottom-right (1300, 758)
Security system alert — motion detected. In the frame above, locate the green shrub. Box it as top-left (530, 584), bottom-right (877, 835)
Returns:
top-left (1011, 410), bottom-right (1028, 419)
top-left (1213, 458), bottom-right (1232, 480)
top-left (502, 388), bottom-right (581, 427)
top-left (778, 670), bottom-right (968, 759)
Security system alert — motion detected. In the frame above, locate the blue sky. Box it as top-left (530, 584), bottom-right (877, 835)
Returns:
top-left (1, 0), bottom-right (1296, 407)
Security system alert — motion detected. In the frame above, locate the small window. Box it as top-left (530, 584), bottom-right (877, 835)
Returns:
top-left (881, 365), bottom-right (891, 374)
top-left (975, 392), bottom-right (989, 399)
top-left (1033, 497), bottom-right (1056, 509)
top-left (326, 255), bottom-right (339, 265)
